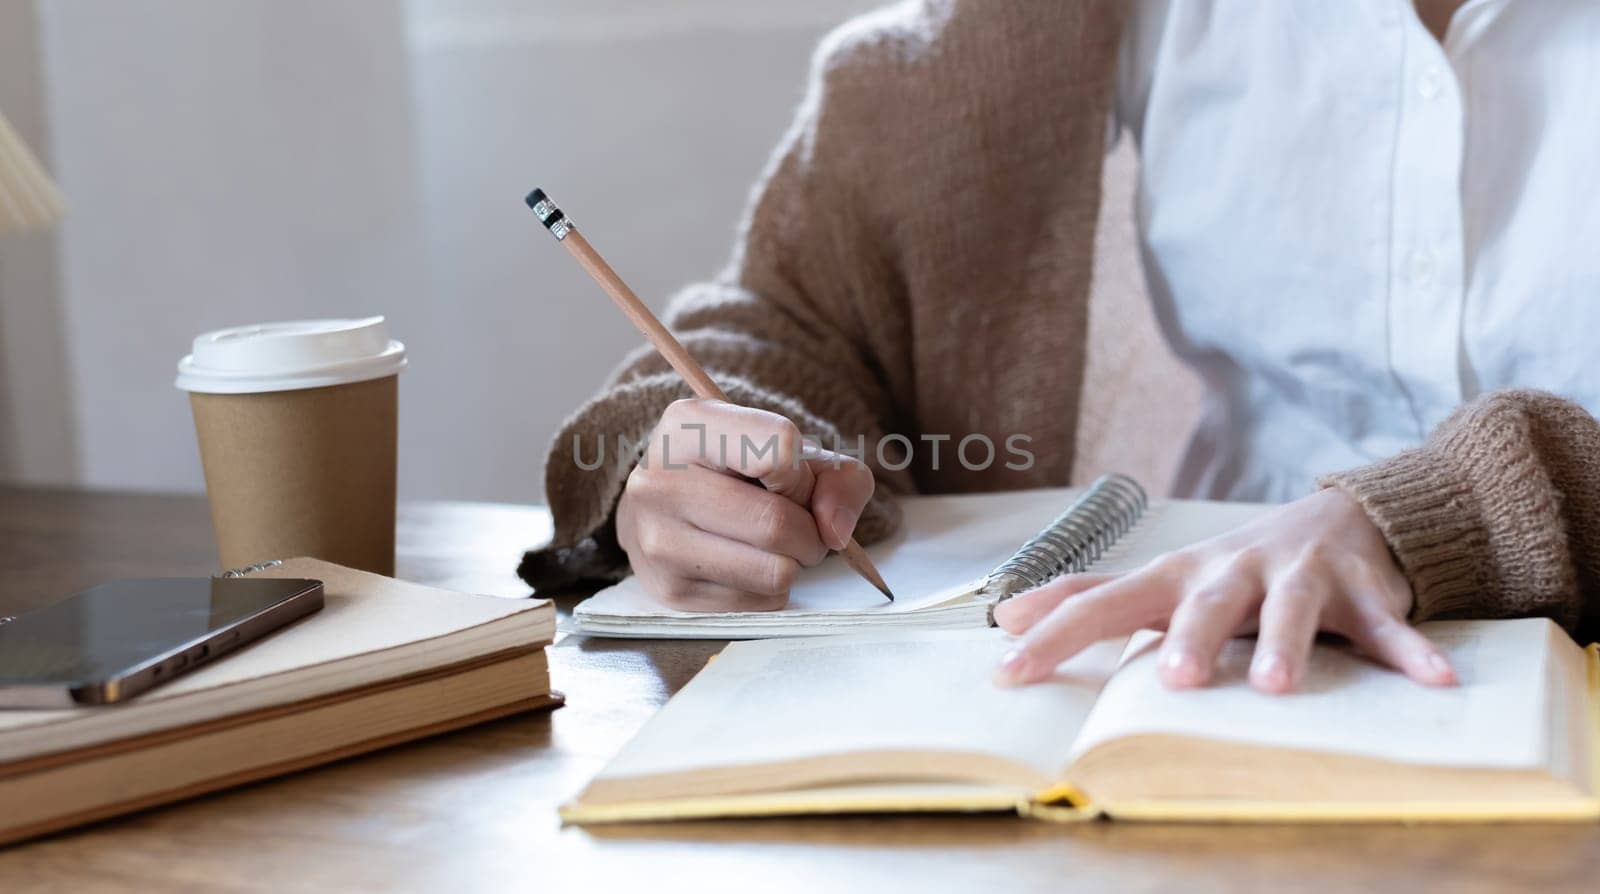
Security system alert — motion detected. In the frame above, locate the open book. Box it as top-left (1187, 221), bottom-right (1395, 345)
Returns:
top-left (572, 480), bottom-right (1269, 637)
top-left (563, 619), bottom-right (1600, 823)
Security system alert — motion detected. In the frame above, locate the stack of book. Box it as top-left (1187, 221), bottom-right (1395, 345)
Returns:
top-left (0, 558), bottom-right (557, 845)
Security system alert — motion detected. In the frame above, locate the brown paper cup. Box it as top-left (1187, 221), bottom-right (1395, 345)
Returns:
top-left (189, 375), bottom-right (397, 575)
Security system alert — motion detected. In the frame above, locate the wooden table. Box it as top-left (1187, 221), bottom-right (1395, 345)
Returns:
top-left (0, 487), bottom-right (1595, 892)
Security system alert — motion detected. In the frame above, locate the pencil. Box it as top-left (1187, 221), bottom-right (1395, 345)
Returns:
top-left (525, 187), bottom-right (894, 602)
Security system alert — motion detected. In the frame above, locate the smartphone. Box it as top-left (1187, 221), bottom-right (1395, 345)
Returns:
top-left (0, 577), bottom-right (323, 708)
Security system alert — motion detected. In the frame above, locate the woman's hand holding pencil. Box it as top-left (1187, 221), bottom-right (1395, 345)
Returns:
top-left (526, 187), bottom-right (893, 608)
top-left (616, 398), bottom-right (878, 610)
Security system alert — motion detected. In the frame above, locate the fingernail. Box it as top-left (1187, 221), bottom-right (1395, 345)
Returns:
top-left (994, 648), bottom-right (1037, 687)
top-left (1427, 652), bottom-right (1458, 685)
top-left (827, 506), bottom-right (859, 549)
top-left (1160, 650), bottom-right (1203, 687)
top-left (1251, 652), bottom-right (1292, 691)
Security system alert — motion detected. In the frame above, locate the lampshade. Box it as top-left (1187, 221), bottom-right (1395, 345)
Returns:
top-left (0, 106), bottom-right (66, 235)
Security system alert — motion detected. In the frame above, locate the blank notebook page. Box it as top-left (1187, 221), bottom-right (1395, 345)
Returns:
top-left (577, 488), bottom-right (1083, 621)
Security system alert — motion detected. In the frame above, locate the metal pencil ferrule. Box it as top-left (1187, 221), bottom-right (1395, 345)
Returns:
top-left (527, 188), bottom-right (575, 240)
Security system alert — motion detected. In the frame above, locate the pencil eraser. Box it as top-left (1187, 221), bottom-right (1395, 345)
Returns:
top-left (526, 188), bottom-right (563, 226)
top-left (524, 187), bottom-right (572, 239)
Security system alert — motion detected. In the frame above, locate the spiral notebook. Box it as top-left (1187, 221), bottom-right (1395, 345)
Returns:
top-left (571, 475), bottom-right (1271, 638)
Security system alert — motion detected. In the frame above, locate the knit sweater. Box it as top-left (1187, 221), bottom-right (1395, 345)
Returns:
top-left (521, 1), bottom-right (1599, 643)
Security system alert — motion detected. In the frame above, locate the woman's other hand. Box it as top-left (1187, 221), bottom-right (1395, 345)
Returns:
top-left (991, 488), bottom-right (1459, 693)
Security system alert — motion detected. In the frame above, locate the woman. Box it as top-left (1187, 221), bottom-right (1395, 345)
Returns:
top-left (522, 0), bottom-right (1600, 694)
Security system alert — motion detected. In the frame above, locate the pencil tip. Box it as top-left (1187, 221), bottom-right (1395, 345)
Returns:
top-left (864, 568), bottom-right (895, 602)
top-left (838, 539), bottom-right (894, 601)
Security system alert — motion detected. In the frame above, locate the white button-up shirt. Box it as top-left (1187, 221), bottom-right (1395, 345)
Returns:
top-left (1116, 0), bottom-right (1600, 502)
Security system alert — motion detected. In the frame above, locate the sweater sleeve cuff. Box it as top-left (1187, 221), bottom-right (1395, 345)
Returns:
top-left (1320, 449), bottom-right (1490, 623)
top-left (518, 377), bottom-right (674, 592)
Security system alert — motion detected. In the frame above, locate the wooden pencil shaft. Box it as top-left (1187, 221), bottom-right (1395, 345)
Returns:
top-left (840, 540), bottom-right (892, 597)
top-left (560, 231), bottom-right (726, 402)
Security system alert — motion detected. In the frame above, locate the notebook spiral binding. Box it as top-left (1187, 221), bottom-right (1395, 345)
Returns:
top-left (981, 473), bottom-right (1148, 607)
top-left (218, 559), bottom-right (284, 579)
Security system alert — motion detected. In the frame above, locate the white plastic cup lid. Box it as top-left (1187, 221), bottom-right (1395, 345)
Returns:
top-left (175, 316), bottom-right (407, 394)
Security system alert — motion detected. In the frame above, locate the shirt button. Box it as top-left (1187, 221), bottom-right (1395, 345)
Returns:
top-left (1418, 66), bottom-right (1444, 100)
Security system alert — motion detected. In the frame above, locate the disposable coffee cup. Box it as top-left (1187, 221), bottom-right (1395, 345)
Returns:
top-left (176, 317), bottom-right (406, 575)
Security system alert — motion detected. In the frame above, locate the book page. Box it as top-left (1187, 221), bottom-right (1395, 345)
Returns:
top-left (594, 628), bottom-right (1127, 787)
top-left (1543, 620), bottom-right (1596, 796)
top-left (1069, 618), bottom-right (1562, 772)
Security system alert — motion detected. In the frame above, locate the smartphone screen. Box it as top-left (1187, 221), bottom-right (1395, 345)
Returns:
top-left (0, 578), bottom-right (321, 697)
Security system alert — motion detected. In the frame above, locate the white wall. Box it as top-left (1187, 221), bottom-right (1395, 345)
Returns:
top-left (402, 0), bottom-right (879, 502)
top-left (1, 0), bottom-right (880, 501)
top-left (33, 0), bottom-right (429, 495)
top-left (0, 0), bottom-right (75, 484)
